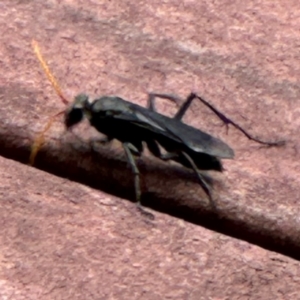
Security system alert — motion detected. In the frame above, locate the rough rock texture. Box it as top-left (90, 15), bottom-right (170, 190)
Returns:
top-left (1, 0), bottom-right (300, 299)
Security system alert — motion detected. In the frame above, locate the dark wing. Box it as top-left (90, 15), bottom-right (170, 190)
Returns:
top-left (107, 101), bottom-right (183, 142)
top-left (113, 102), bottom-right (234, 159)
top-left (161, 117), bottom-right (234, 158)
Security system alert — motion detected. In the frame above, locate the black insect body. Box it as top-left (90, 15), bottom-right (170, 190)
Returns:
top-left (65, 92), bottom-right (282, 210)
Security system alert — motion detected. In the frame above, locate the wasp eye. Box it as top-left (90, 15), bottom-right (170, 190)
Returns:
top-left (65, 107), bottom-right (84, 128)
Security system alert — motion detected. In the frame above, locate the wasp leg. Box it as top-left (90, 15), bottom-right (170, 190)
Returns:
top-left (146, 139), bottom-right (162, 158)
top-left (195, 94), bottom-right (284, 147)
top-left (147, 92), bottom-right (198, 122)
top-left (90, 136), bottom-right (114, 153)
top-left (149, 92), bottom-right (283, 146)
top-left (146, 139), bottom-right (215, 209)
top-left (147, 93), bottom-right (182, 112)
top-left (91, 135), bottom-right (113, 146)
top-left (123, 142), bottom-right (154, 219)
top-left (173, 93), bottom-right (198, 121)
top-left (146, 140), bottom-right (178, 160)
top-left (180, 151), bottom-right (216, 210)
top-left (94, 136), bottom-right (114, 144)
top-left (123, 142), bottom-right (141, 201)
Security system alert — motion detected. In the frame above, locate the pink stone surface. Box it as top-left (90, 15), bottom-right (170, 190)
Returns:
top-left (0, 0), bottom-right (300, 299)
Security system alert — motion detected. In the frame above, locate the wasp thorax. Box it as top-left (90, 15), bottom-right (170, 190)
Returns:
top-left (92, 96), bottom-right (132, 115)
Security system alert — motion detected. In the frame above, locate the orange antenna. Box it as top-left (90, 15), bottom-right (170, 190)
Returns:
top-left (30, 40), bottom-right (70, 165)
top-left (29, 110), bottom-right (65, 165)
top-left (32, 39), bottom-right (69, 105)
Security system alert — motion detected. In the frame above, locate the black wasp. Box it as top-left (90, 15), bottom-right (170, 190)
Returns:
top-left (65, 92), bottom-right (283, 211)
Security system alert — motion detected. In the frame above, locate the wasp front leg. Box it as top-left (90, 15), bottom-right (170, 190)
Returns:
top-left (89, 136), bottom-right (114, 153)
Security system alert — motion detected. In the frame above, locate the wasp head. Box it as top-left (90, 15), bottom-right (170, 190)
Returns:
top-left (64, 93), bottom-right (91, 129)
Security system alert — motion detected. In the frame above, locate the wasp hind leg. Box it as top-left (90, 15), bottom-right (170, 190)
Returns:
top-left (147, 92), bottom-right (199, 121)
top-left (147, 93), bottom-right (182, 113)
top-left (194, 94), bottom-right (284, 146)
top-left (180, 151), bottom-right (216, 211)
top-left (146, 139), bottom-right (216, 210)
